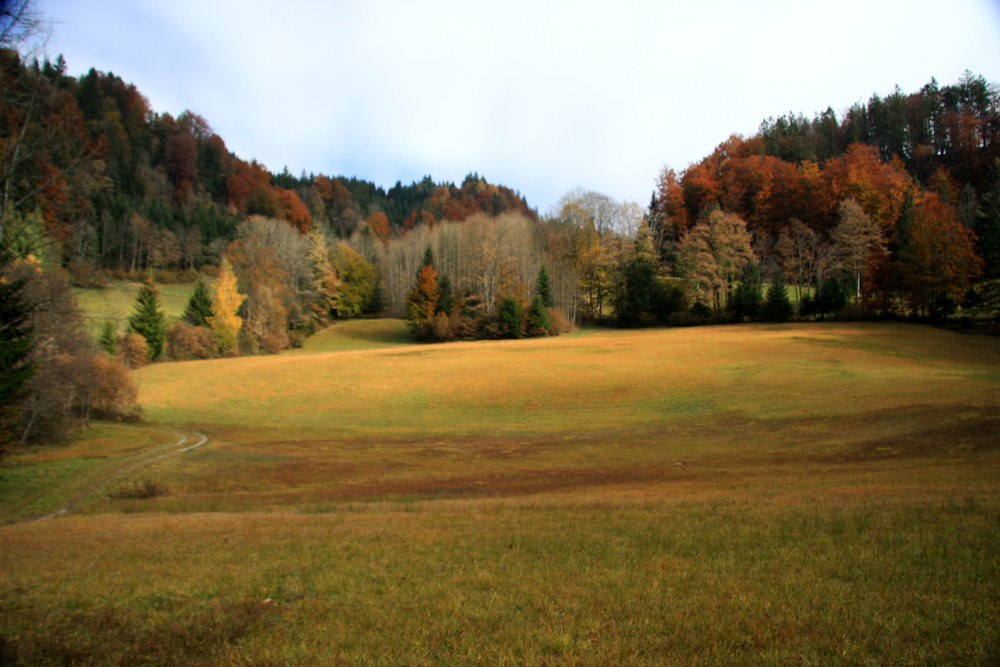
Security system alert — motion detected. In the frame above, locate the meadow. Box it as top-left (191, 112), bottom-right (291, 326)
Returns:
top-left (74, 279), bottom-right (195, 339)
top-left (1, 321), bottom-right (998, 665)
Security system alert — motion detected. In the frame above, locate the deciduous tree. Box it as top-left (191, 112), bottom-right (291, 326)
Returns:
top-left (208, 257), bottom-right (244, 355)
top-left (832, 198), bottom-right (886, 301)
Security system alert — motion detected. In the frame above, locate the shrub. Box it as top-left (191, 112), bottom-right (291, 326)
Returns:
top-left (165, 322), bottom-right (217, 361)
top-left (89, 353), bottom-right (139, 420)
top-left (544, 307), bottom-right (574, 335)
top-left (119, 332), bottom-right (149, 369)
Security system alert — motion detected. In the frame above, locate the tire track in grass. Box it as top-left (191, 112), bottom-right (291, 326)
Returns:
top-left (28, 429), bottom-right (208, 522)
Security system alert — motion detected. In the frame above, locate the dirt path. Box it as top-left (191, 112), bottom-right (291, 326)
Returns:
top-left (29, 429), bottom-right (208, 522)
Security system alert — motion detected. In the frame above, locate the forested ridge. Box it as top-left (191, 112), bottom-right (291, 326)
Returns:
top-left (1, 50), bottom-right (536, 276)
top-left (2, 0), bottom-right (999, 449)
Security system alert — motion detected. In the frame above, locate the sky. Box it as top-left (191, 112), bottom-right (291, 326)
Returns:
top-left (36, 0), bottom-right (1000, 214)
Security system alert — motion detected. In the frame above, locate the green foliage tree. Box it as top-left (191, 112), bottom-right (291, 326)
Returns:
top-left (814, 276), bottom-right (849, 319)
top-left (535, 265), bottom-right (554, 308)
top-left (975, 159), bottom-right (1000, 279)
top-left (617, 227), bottom-right (659, 326)
top-left (498, 297), bottom-right (523, 339)
top-left (763, 271), bottom-right (794, 322)
top-left (128, 275), bottom-right (166, 361)
top-left (334, 243), bottom-right (378, 319)
top-left (728, 262), bottom-right (763, 321)
top-left (528, 294), bottom-right (550, 335)
top-left (182, 277), bottom-right (213, 326)
top-left (99, 320), bottom-right (117, 356)
top-left (436, 274), bottom-right (454, 316)
top-left (0, 270), bottom-right (34, 448)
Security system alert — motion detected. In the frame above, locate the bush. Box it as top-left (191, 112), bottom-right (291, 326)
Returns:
top-left (89, 353), bottom-right (139, 420)
top-left (119, 332), bottom-right (149, 369)
top-left (108, 478), bottom-right (167, 500)
top-left (544, 307), bottom-right (574, 335)
top-left (165, 322), bottom-right (217, 361)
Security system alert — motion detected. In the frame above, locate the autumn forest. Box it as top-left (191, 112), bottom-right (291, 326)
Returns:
top-left (2, 19), bottom-right (1000, 446)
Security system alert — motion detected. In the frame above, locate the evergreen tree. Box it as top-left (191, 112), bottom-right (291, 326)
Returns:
top-left (406, 264), bottom-right (439, 337)
top-left (975, 159), bottom-right (1000, 279)
top-left (99, 320), bottom-right (117, 356)
top-left (535, 265), bottom-right (554, 308)
top-left (182, 277), bottom-right (213, 326)
top-left (763, 271), bottom-right (794, 322)
top-left (498, 297), bottom-right (523, 339)
top-left (729, 262), bottom-right (763, 321)
top-left (436, 274), bottom-right (454, 316)
top-left (528, 294), bottom-right (551, 335)
top-left (0, 272), bottom-right (34, 448)
top-left (128, 275), bottom-right (166, 361)
top-left (815, 276), bottom-right (848, 319)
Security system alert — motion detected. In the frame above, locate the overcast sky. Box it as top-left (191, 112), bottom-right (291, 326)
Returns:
top-left (37, 0), bottom-right (1000, 213)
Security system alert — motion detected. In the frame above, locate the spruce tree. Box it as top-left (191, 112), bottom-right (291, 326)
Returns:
top-left (182, 277), bottom-right (213, 326)
top-left (764, 271), bottom-right (794, 322)
top-left (529, 294), bottom-right (551, 335)
top-left (129, 275), bottom-right (166, 361)
top-left (498, 297), bottom-right (523, 339)
top-left (535, 265), bottom-right (554, 308)
top-left (99, 320), bottom-right (118, 356)
top-left (0, 273), bottom-right (34, 448)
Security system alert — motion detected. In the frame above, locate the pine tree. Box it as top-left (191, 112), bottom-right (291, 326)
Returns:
top-left (99, 320), bottom-right (117, 356)
top-left (535, 265), bottom-right (554, 308)
top-left (763, 271), bottom-right (794, 322)
top-left (498, 297), bottom-right (523, 339)
top-left (182, 277), bottom-right (214, 326)
top-left (436, 274), bottom-right (454, 315)
top-left (528, 294), bottom-right (551, 335)
top-left (406, 263), bottom-right (439, 333)
top-left (128, 275), bottom-right (166, 361)
top-left (0, 272), bottom-right (34, 448)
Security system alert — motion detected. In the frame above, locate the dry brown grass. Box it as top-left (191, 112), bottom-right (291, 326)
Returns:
top-left (1, 321), bottom-right (998, 664)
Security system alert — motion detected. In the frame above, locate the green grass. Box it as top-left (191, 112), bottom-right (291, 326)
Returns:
top-left (74, 279), bottom-right (196, 340)
top-left (1, 321), bottom-right (999, 664)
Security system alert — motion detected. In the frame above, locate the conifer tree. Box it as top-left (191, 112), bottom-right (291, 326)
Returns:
top-left (99, 320), bottom-right (117, 356)
top-left (535, 265), bottom-right (554, 308)
top-left (764, 271), bottom-right (794, 322)
top-left (182, 277), bottom-right (213, 326)
top-left (529, 294), bottom-right (551, 335)
top-left (0, 272), bottom-right (34, 448)
top-left (128, 275), bottom-right (166, 361)
top-left (406, 264), bottom-right (439, 333)
top-left (498, 297), bottom-right (523, 338)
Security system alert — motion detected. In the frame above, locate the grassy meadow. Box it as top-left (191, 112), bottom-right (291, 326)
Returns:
top-left (74, 279), bottom-right (196, 340)
top-left (1, 321), bottom-right (999, 664)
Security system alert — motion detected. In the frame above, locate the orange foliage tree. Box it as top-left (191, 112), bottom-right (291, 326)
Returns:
top-left (366, 211), bottom-right (391, 242)
top-left (902, 191), bottom-right (981, 317)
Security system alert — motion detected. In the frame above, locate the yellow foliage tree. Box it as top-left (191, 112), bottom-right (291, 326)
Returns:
top-left (208, 257), bottom-right (246, 355)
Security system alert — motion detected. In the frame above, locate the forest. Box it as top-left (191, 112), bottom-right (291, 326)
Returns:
top-left (1, 0), bottom-right (999, 449)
